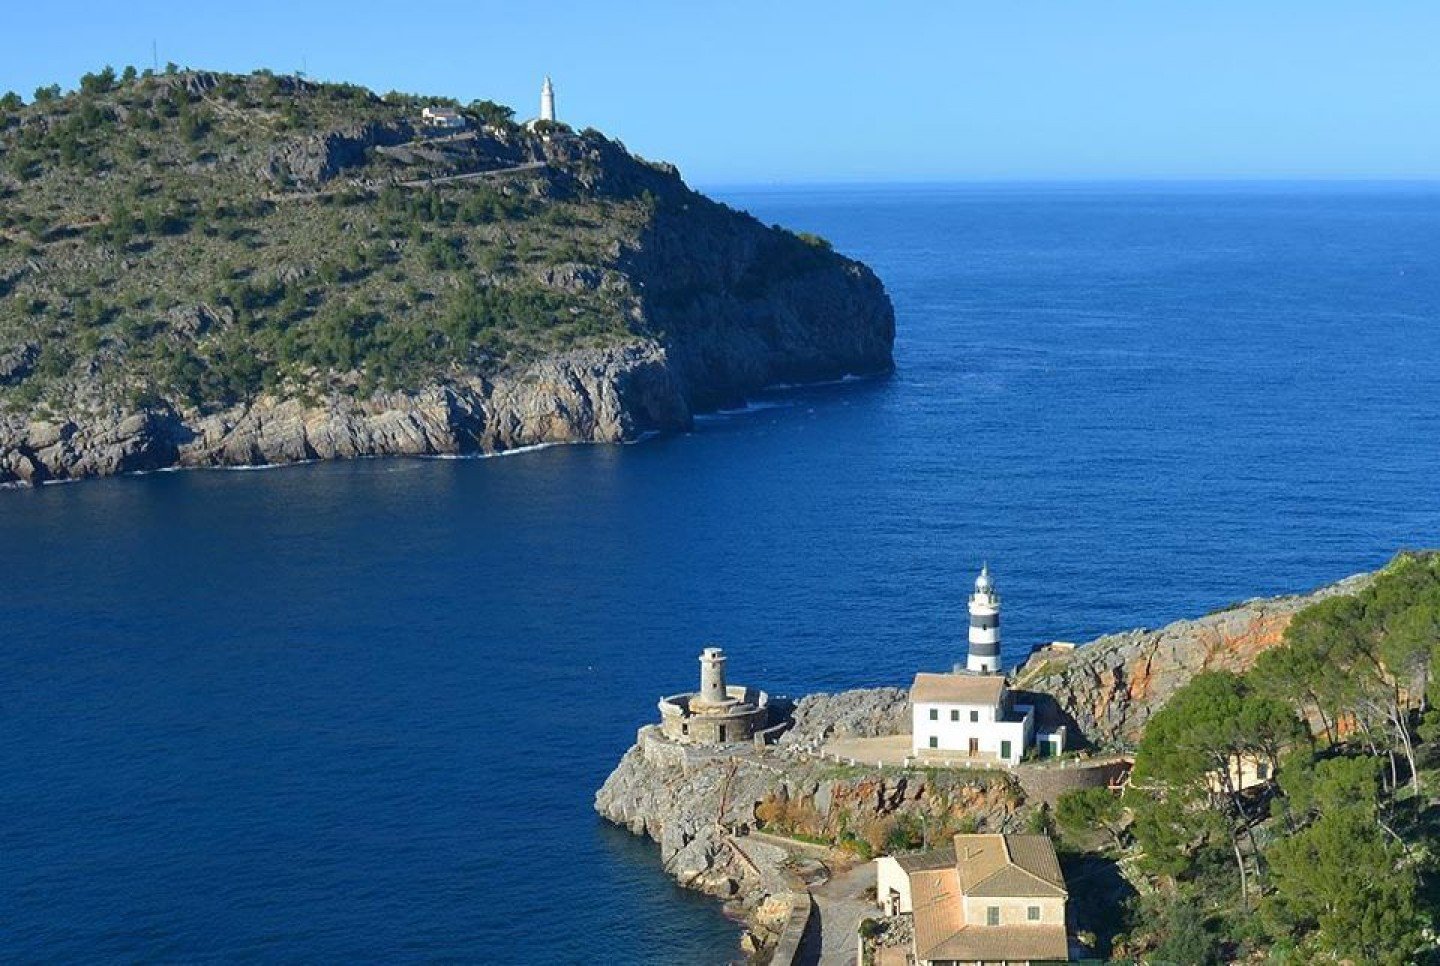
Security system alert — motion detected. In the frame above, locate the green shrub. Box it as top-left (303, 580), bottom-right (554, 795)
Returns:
top-left (79, 67), bottom-right (117, 95)
top-left (796, 231), bottom-right (833, 250)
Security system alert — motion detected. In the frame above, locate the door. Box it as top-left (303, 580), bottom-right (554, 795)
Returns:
top-left (968, 737), bottom-right (979, 755)
top-left (1001, 740), bottom-right (1012, 761)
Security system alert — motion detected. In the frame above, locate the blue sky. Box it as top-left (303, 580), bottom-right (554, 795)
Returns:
top-left (3, 1), bottom-right (1437, 185)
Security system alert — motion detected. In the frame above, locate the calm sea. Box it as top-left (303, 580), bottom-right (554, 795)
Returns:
top-left (3, 184), bottom-right (1439, 963)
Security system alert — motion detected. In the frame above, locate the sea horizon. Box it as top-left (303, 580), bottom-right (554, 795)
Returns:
top-left (700, 176), bottom-right (1440, 194)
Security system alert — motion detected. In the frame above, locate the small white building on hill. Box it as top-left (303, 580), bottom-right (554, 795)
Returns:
top-left (421, 105), bottom-right (466, 130)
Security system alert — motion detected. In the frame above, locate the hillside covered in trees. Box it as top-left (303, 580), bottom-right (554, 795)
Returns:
top-left (0, 66), bottom-right (893, 484)
top-left (1051, 551), bottom-right (1440, 963)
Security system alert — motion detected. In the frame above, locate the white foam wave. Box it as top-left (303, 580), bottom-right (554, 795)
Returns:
top-left (423, 441), bottom-right (567, 461)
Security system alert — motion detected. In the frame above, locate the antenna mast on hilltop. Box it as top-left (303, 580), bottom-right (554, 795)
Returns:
top-left (151, 40), bottom-right (158, 72)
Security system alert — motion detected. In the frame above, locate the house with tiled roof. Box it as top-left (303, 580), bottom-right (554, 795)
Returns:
top-left (875, 833), bottom-right (1070, 965)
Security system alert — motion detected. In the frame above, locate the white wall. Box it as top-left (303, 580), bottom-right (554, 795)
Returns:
top-left (874, 857), bottom-right (913, 914)
top-left (912, 701), bottom-right (1031, 765)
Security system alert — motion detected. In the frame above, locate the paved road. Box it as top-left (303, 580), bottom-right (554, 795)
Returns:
top-left (798, 861), bottom-right (876, 966)
top-left (398, 161), bottom-right (547, 188)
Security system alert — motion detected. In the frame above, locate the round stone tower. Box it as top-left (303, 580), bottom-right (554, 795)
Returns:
top-left (697, 646), bottom-right (729, 707)
top-left (657, 646), bottom-right (771, 745)
top-left (967, 564), bottom-right (1001, 673)
top-left (540, 76), bottom-right (556, 123)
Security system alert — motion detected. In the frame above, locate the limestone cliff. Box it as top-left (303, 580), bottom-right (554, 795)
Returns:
top-left (1, 343), bottom-right (689, 482)
top-left (1013, 570), bottom-right (1377, 749)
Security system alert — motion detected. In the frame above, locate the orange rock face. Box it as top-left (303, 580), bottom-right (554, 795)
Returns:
top-left (1015, 571), bottom-right (1376, 747)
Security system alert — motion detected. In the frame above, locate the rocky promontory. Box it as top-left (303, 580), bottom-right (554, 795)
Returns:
top-left (595, 566), bottom-right (1380, 958)
top-left (0, 69), bottom-right (894, 486)
top-left (595, 690), bottom-right (1023, 956)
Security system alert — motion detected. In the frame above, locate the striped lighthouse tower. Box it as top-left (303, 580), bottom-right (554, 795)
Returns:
top-left (966, 564), bottom-right (1001, 673)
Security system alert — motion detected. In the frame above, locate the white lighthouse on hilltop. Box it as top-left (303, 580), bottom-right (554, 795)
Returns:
top-left (966, 564), bottom-right (1001, 673)
top-left (539, 76), bottom-right (556, 122)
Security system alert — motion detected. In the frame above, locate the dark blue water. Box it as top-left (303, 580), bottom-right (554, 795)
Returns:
top-left (3, 184), bottom-right (1439, 963)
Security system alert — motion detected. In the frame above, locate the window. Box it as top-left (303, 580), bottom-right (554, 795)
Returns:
top-left (1028, 905), bottom-right (1040, 921)
top-left (969, 709), bottom-right (979, 723)
top-left (986, 906), bottom-right (1000, 926)
top-left (929, 708), bottom-right (938, 721)
top-left (950, 709), bottom-right (959, 721)
top-left (1256, 762), bottom-right (1270, 780)
top-left (929, 736), bottom-right (938, 749)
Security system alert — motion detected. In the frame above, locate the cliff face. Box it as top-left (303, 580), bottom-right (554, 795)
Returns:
top-left (0, 71), bottom-right (894, 486)
top-left (0, 343), bottom-right (690, 484)
top-left (1013, 571), bottom-right (1377, 748)
top-left (623, 197), bottom-right (896, 410)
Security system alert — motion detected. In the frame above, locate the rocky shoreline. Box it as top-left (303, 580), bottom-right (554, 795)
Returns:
top-left (1, 343), bottom-right (681, 485)
top-left (595, 691), bottom-right (1023, 957)
top-left (594, 567), bottom-right (1375, 960)
top-left (2, 268), bottom-right (894, 486)
top-left (1, 331), bottom-right (893, 488)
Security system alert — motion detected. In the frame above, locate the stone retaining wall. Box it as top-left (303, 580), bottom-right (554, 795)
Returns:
top-left (768, 892), bottom-right (815, 966)
top-left (1015, 759), bottom-right (1130, 804)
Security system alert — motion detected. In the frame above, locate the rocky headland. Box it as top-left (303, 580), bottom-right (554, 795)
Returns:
top-left (596, 690), bottom-right (1023, 956)
top-left (595, 566), bottom-right (1376, 959)
top-left (0, 69), bottom-right (894, 486)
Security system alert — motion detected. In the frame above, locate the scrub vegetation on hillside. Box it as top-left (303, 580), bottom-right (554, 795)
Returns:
top-left (0, 65), bottom-right (691, 413)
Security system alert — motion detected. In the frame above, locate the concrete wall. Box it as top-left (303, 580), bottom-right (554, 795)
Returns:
top-left (1208, 752), bottom-right (1276, 793)
top-left (659, 706), bottom-right (767, 744)
top-left (638, 725), bottom-right (690, 769)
